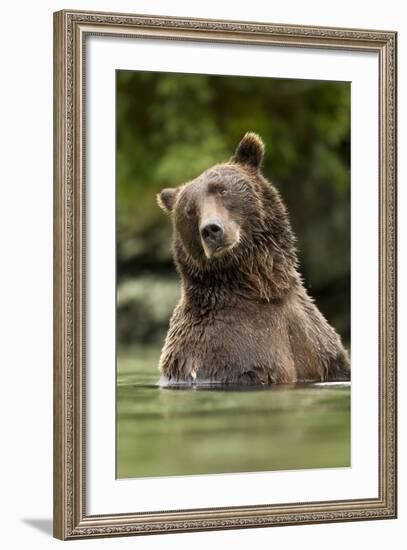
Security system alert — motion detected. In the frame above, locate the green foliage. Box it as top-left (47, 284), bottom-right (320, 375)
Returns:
top-left (116, 71), bottom-right (350, 343)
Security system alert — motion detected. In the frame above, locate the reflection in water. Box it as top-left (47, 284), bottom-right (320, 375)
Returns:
top-left (117, 347), bottom-right (350, 479)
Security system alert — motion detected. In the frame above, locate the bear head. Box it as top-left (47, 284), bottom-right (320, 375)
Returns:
top-left (157, 132), bottom-right (298, 301)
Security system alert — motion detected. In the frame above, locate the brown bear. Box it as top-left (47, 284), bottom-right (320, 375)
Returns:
top-left (157, 132), bottom-right (350, 385)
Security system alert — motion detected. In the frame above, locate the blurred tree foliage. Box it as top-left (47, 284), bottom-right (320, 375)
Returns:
top-left (117, 71), bottom-right (350, 345)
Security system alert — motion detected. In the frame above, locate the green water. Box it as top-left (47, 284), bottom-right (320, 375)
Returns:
top-left (117, 347), bottom-right (350, 479)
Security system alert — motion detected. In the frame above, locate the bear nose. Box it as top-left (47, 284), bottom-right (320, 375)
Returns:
top-left (200, 220), bottom-right (224, 243)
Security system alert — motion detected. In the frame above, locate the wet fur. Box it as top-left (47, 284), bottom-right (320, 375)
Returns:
top-left (158, 134), bottom-right (350, 385)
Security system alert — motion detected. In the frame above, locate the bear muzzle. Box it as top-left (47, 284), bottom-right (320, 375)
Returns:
top-left (200, 218), bottom-right (239, 259)
top-left (200, 219), bottom-right (223, 242)
top-left (200, 219), bottom-right (225, 258)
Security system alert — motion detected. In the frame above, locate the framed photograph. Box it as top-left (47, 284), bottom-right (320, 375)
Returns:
top-left (53, 9), bottom-right (397, 540)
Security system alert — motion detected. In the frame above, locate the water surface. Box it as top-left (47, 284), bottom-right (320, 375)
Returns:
top-left (117, 347), bottom-right (350, 479)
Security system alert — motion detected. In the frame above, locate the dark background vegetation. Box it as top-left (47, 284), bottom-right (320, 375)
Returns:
top-left (116, 71), bottom-right (350, 352)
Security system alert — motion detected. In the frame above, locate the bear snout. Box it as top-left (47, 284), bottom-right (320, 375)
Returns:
top-left (200, 219), bottom-right (230, 258)
top-left (200, 219), bottom-right (224, 244)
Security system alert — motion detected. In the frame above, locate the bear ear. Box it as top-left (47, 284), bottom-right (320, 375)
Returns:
top-left (157, 187), bottom-right (178, 214)
top-left (232, 132), bottom-right (265, 170)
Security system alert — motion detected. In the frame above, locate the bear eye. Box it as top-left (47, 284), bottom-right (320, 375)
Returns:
top-left (218, 188), bottom-right (228, 196)
top-left (186, 205), bottom-right (195, 218)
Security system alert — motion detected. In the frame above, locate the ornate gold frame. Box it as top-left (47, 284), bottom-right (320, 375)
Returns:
top-left (53, 9), bottom-right (397, 540)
